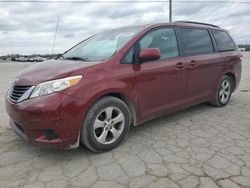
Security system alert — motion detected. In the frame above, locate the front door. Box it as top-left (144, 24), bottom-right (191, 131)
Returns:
top-left (135, 27), bottom-right (187, 120)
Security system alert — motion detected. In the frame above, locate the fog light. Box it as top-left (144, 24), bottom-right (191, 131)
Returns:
top-left (44, 130), bottom-right (58, 140)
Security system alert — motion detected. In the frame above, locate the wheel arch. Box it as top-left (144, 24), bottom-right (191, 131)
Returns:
top-left (225, 72), bottom-right (236, 92)
top-left (83, 91), bottom-right (139, 127)
top-left (102, 92), bottom-right (138, 126)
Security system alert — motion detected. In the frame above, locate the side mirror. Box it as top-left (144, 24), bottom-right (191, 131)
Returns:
top-left (139, 48), bottom-right (161, 62)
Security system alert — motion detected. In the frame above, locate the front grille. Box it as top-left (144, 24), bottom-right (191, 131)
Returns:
top-left (9, 85), bottom-right (32, 102)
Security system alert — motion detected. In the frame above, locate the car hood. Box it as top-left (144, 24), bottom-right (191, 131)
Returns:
top-left (15, 59), bottom-right (101, 86)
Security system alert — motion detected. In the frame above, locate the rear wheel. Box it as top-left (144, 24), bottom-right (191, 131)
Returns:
top-left (81, 96), bottom-right (131, 152)
top-left (210, 75), bottom-right (233, 107)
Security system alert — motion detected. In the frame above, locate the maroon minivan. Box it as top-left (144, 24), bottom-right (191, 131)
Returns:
top-left (5, 21), bottom-right (242, 152)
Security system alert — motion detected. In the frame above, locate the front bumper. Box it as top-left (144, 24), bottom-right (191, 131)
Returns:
top-left (5, 92), bottom-right (87, 149)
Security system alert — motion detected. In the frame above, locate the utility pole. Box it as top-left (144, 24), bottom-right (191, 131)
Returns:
top-left (52, 16), bottom-right (60, 54)
top-left (169, 0), bottom-right (172, 22)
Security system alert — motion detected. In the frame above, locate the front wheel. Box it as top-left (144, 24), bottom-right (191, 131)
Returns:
top-left (210, 75), bottom-right (233, 107)
top-left (80, 96), bottom-right (131, 152)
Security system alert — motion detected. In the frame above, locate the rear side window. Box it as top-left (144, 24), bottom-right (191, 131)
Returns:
top-left (180, 28), bottom-right (214, 56)
top-left (212, 30), bottom-right (236, 52)
top-left (139, 28), bottom-right (179, 60)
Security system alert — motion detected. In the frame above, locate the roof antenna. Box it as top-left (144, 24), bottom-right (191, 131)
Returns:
top-left (51, 16), bottom-right (60, 54)
top-left (169, 0), bottom-right (172, 22)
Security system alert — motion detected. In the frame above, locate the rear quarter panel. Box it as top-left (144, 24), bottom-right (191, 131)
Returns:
top-left (220, 50), bottom-right (242, 90)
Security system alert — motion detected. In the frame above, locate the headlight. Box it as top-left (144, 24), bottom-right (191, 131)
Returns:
top-left (30, 75), bottom-right (82, 98)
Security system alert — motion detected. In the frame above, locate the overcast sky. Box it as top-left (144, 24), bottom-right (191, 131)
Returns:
top-left (0, 0), bottom-right (249, 55)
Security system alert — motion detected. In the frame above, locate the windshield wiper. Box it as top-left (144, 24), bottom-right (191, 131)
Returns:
top-left (63, 57), bottom-right (90, 62)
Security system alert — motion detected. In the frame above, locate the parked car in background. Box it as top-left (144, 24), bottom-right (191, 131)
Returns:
top-left (5, 21), bottom-right (242, 152)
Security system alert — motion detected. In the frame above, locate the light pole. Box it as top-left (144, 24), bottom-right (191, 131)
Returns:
top-left (52, 16), bottom-right (60, 54)
top-left (169, 0), bottom-right (172, 22)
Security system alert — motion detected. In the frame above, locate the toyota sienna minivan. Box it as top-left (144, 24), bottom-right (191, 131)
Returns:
top-left (5, 21), bottom-right (242, 152)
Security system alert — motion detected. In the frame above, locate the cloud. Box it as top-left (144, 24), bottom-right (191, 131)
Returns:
top-left (0, 0), bottom-right (249, 55)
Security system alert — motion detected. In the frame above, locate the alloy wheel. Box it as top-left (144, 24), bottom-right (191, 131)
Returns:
top-left (219, 79), bottom-right (231, 104)
top-left (93, 107), bottom-right (125, 145)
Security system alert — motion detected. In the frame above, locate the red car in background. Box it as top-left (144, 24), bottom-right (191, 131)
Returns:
top-left (5, 21), bottom-right (242, 152)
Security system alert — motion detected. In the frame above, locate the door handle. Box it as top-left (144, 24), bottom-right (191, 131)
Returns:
top-left (188, 60), bottom-right (197, 68)
top-left (176, 62), bottom-right (185, 70)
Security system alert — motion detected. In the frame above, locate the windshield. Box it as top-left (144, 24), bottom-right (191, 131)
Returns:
top-left (63, 26), bottom-right (142, 62)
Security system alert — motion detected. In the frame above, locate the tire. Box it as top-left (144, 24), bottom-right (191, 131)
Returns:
top-left (210, 75), bottom-right (233, 107)
top-left (80, 96), bottom-right (131, 152)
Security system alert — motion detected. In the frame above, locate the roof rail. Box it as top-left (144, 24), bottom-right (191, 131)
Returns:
top-left (174, 21), bottom-right (220, 28)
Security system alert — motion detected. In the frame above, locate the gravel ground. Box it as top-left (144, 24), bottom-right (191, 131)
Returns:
top-left (0, 53), bottom-right (250, 188)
